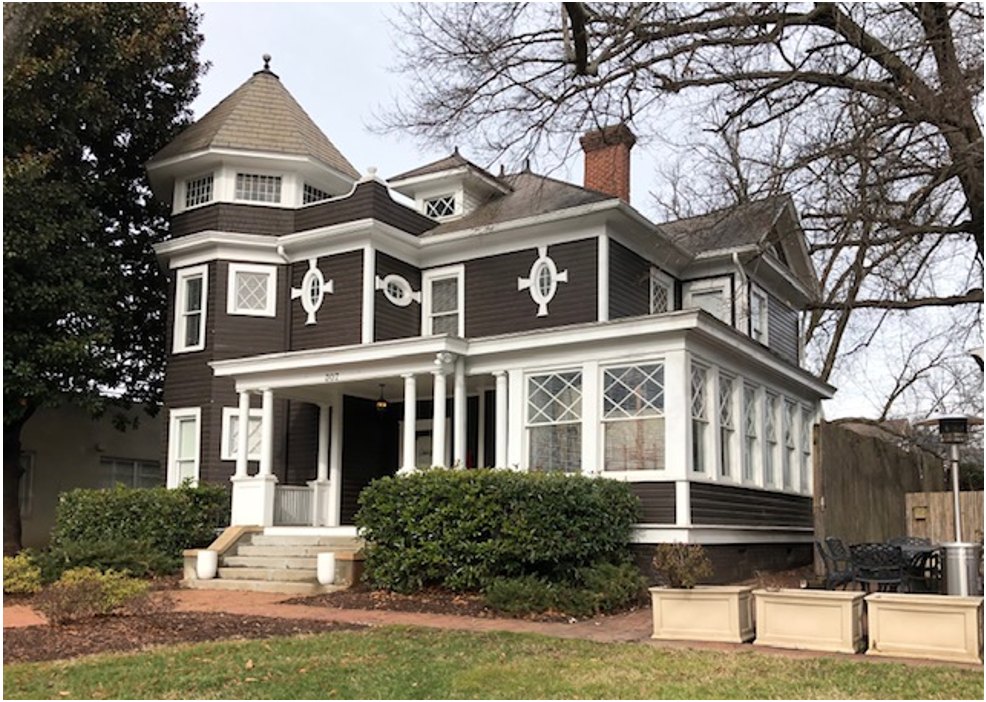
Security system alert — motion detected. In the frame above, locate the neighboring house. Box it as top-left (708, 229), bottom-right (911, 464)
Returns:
top-left (19, 404), bottom-right (162, 549)
top-left (147, 61), bottom-right (834, 580)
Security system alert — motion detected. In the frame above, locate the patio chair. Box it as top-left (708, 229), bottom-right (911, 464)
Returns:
top-left (903, 548), bottom-right (942, 594)
top-left (817, 537), bottom-right (854, 590)
top-left (850, 543), bottom-right (904, 593)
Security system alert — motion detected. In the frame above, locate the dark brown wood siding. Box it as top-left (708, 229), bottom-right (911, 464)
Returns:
top-left (464, 239), bottom-right (597, 337)
top-left (290, 250), bottom-right (363, 350)
top-left (629, 482), bottom-right (676, 524)
top-left (212, 261), bottom-right (289, 361)
top-left (767, 293), bottom-right (799, 365)
top-left (171, 203), bottom-right (295, 237)
top-left (295, 181), bottom-right (436, 235)
top-left (374, 252), bottom-right (422, 342)
top-left (690, 482), bottom-right (812, 528)
top-left (609, 240), bottom-right (650, 319)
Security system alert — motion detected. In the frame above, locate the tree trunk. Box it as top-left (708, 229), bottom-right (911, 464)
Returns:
top-left (3, 408), bottom-right (35, 556)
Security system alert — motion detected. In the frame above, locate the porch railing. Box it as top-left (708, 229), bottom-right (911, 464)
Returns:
top-left (273, 485), bottom-right (313, 526)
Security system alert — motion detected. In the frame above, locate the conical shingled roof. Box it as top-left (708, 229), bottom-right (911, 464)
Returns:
top-left (149, 69), bottom-right (360, 179)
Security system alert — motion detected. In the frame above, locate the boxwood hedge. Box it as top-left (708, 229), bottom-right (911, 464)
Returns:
top-left (355, 469), bottom-right (640, 593)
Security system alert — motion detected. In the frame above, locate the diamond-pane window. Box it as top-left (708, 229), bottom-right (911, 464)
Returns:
top-left (649, 268), bottom-right (671, 314)
top-left (691, 366), bottom-right (708, 420)
top-left (604, 365), bottom-right (664, 419)
top-left (424, 194), bottom-right (456, 219)
top-left (603, 364), bottom-right (666, 472)
top-left (528, 372), bottom-right (582, 425)
top-left (227, 264), bottom-right (276, 317)
top-left (236, 173), bottom-right (282, 203)
top-left (236, 273), bottom-right (268, 311)
top-left (185, 174), bottom-right (213, 208)
top-left (719, 375), bottom-right (734, 428)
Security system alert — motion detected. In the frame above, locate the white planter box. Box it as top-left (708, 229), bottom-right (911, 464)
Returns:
top-left (753, 589), bottom-right (866, 654)
top-left (650, 586), bottom-right (755, 643)
top-left (866, 593), bottom-right (983, 664)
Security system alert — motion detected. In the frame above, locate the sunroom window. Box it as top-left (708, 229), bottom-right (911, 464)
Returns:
top-left (424, 193), bottom-right (456, 219)
top-left (603, 364), bottom-right (665, 471)
top-left (742, 384), bottom-right (759, 483)
top-left (764, 392), bottom-right (779, 485)
top-left (527, 371), bottom-right (582, 473)
top-left (691, 364), bottom-right (709, 472)
top-left (235, 173), bottom-right (282, 203)
top-left (719, 373), bottom-right (735, 478)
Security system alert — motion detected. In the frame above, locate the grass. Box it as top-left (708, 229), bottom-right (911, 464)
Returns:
top-left (3, 626), bottom-right (982, 700)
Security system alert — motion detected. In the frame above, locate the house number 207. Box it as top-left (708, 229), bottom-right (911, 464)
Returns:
top-left (323, 372), bottom-right (340, 382)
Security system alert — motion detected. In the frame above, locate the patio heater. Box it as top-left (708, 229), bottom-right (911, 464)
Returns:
top-left (916, 414), bottom-right (984, 596)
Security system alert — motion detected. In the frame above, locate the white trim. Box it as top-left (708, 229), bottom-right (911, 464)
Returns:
top-left (167, 407), bottom-right (201, 488)
top-left (750, 283), bottom-right (769, 344)
top-left (683, 277), bottom-right (732, 327)
top-left (632, 525), bottom-right (813, 545)
top-left (226, 262), bottom-right (277, 317)
top-left (173, 264), bottom-right (209, 354)
top-left (597, 234), bottom-right (609, 322)
top-left (649, 267), bottom-right (674, 314)
top-left (220, 406), bottom-right (263, 461)
top-left (598, 359), bottom-right (668, 475)
top-left (362, 245), bottom-right (376, 344)
top-left (421, 264), bottom-right (465, 337)
top-left (376, 274), bottom-right (420, 307)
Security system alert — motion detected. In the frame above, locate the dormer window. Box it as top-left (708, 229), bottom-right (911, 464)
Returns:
top-left (303, 183), bottom-right (331, 204)
top-left (236, 173), bottom-right (282, 203)
top-left (424, 194), bottom-right (457, 219)
top-left (185, 174), bottom-right (213, 208)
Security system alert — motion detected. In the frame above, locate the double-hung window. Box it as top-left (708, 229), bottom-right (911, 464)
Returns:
top-left (764, 392), bottom-right (778, 486)
top-left (422, 266), bottom-right (464, 336)
top-left (602, 363), bottom-right (665, 471)
top-left (220, 407), bottom-right (264, 461)
top-left (649, 268), bottom-right (673, 314)
top-left (168, 408), bottom-right (201, 488)
top-left (227, 263), bottom-right (277, 317)
top-left (742, 384), bottom-right (759, 483)
top-left (783, 399), bottom-right (797, 489)
top-left (527, 371), bottom-right (582, 473)
top-left (100, 458), bottom-right (162, 489)
top-left (691, 364), bottom-right (709, 472)
top-left (174, 265), bottom-right (208, 353)
top-left (800, 407), bottom-right (813, 493)
top-left (719, 373), bottom-right (735, 478)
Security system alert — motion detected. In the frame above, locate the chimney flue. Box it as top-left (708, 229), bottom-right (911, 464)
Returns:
top-left (580, 124), bottom-right (636, 203)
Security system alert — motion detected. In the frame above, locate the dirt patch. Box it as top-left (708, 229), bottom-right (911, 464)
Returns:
top-left (3, 612), bottom-right (363, 664)
top-left (286, 586), bottom-right (600, 623)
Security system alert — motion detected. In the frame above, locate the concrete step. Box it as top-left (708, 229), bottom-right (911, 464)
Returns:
top-left (234, 544), bottom-right (349, 558)
top-left (183, 578), bottom-right (341, 595)
top-left (217, 567), bottom-right (318, 582)
top-left (248, 535), bottom-right (363, 549)
top-left (222, 555), bottom-right (316, 569)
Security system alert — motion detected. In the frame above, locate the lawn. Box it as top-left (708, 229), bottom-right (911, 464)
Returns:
top-left (3, 626), bottom-right (982, 700)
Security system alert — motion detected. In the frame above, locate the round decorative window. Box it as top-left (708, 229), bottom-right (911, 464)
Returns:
top-left (518, 246), bottom-right (568, 317)
top-left (378, 274), bottom-right (416, 308)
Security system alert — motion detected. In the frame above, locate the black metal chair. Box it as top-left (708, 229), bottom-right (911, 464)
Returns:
top-left (903, 548), bottom-right (942, 594)
top-left (817, 537), bottom-right (854, 590)
top-left (850, 543), bottom-right (904, 592)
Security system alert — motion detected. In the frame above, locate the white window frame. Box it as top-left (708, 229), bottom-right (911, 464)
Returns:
top-left (649, 268), bottom-right (674, 315)
top-left (173, 264), bottom-right (208, 354)
top-left (683, 277), bottom-right (732, 325)
top-left (184, 172), bottom-right (214, 210)
top-left (422, 265), bottom-right (465, 337)
top-left (220, 407), bottom-right (264, 461)
top-left (764, 392), bottom-right (779, 487)
top-left (801, 405), bottom-right (814, 495)
top-left (690, 361), bottom-right (710, 473)
top-left (167, 407), bottom-right (201, 488)
top-left (234, 172), bottom-right (283, 204)
top-left (227, 263), bottom-right (277, 318)
top-left (600, 361), bottom-right (667, 474)
top-left (423, 193), bottom-right (458, 219)
top-left (302, 182), bottom-right (331, 205)
top-left (742, 383), bottom-right (761, 486)
top-left (718, 372), bottom-right (737, 481)
top-left (783, 398), bottom-right (797, 490)
top-left (525, 369), bottom-right (583, 474)
top-left (750, 284), bottom-right (770, 344)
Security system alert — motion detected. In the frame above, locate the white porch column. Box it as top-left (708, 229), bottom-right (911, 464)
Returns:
top-left (432, 368), bottom-right (448, 468)
top-left (309, 402), bottom-right (331, 526)
top-left (507, 370), bottom-right (524, 469)
top-left (453, 357), bottom-right (467, 467)
top-left (328, 391), bottom-right (343, 526)
top-left (231, 388), bottom-right (276, 527)
top-left (493, 371), bottom-right (508, 468)
top-left (259, 389), bottom-right (275, 476)
top-left (401, 373), bottom-right (417, 473)
top-left (235, 391), bottom-right (251, 478)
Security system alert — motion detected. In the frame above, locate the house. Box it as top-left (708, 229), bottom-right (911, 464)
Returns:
top-left (148, 60), bottom-right (834, 588)
top-left (18, 403), bottom-right (162, 549)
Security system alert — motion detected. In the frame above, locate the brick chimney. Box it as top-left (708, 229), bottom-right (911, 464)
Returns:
top-left (580, 124), bottom-right (636, 203)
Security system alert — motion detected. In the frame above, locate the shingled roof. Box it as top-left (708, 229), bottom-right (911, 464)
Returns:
top-left (148, 68), bottom-right (359, 179)
top-left (424, 171), bottom-right (613, 235)
top-left (657, 195), bottom-right (791, 256)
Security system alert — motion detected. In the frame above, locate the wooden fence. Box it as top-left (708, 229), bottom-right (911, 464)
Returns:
top-left (906, 491), bottom-right (984, 543)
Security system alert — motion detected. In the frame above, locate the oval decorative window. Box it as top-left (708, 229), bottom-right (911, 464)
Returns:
top-left (291, 258), bottom-right (334, 325)
top-left (518, 246), bottom-right (568, 317)
top-left (375, 274), bottom-right (421, 307)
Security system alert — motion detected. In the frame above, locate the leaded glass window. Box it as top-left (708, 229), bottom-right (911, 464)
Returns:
top-left (691, 364), bottom-right (708, 472)
top-left (424, 194), bottom-right (456, 219)
top-left (719, 374), bottom-right (735, 478)
top-left (527, 371), bottom-right (582, 473)
top-left (783, 400), bottom-right (797, 488)
top-left (801, 407), bottom-right (813, 493)
top-left (649, 268), bottom-right (672, 314)
top-left (764, 392), bottom-right (778, 485)
top-left (743, 384), bottom-right (759, 482)
top-left (603, 364), bottom-right (665, 471)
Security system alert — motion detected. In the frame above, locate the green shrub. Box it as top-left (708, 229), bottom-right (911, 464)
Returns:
top-left (50, 483), bottom-right (228, 570)
top-left (485, 562), bottom-right (645, 618)
top-left (356, 469), bottom-right (639, 593)
top-left (651, 543), bottom-right (713, 589)
top-left (35, 538), bottom-right (180, 583)
top-left (33, 567), bottom-right (157, 625)
top-left (3, 552), bottom-right (42, 594)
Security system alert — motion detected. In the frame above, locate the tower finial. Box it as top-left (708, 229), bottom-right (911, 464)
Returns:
top-left (262, 53), bottom-right (272, 71)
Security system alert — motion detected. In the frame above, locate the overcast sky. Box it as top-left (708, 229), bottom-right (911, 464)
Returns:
top-left (190, 2), bottom-right (958, 420)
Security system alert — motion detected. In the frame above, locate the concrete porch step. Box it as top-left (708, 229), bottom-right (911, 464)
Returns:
top-left (248, 535), bottom-right (363, 549)
top-left (183, 578), bottom-right (341, 595)
top-left (234, 544), bottom-right (353, 558)
top-left (217, 567), bottom-right (318, 582)
top-left (222, 555), bottom-right (316, 569)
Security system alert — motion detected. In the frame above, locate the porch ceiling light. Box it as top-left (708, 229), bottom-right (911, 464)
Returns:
top-left (376, 384), bottom-right (389, 415)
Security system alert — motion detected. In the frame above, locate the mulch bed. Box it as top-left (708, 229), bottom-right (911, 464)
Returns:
top-left (3, 612), bottom-right (363, 664)
top-left (284, 585), bottom-right (591, 623)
